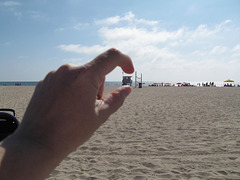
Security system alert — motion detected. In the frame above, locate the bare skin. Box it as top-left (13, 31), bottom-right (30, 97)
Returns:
top-left (0, 48), bottom-right (134, 180)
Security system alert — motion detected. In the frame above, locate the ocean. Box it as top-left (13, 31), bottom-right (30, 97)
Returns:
top-left (0, 81), bottom-right (122, 87)
top-left (0, 81), bottom-right (39, 86)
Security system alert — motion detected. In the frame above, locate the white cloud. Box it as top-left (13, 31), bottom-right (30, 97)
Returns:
top-left (98, 27), bottom-right (184, 45)
top-left (192, 24), bottom-right (215, 38)
top-left (58, 44), bottom-right (108, 55)
top-left (0, 1), bottom-right (21, 7)
top-left (96, 15), bottom-right (121, 26)
top-left (95, 12), bottom-right (134, 25)
top-left (216, 19), bottom-right (232, 31)
top-left (73, 23), bottom-right (89, 30)
top-left (58, 12), bottom-right (240, 82)
top-left (210, 46), bottom-right (227, 54)
top-left (0, 1), bottom-right (22, 19)
top-left (232, 44), bottom-right (240, 52)
top-left (231, 44), bottom-right (240, 58)
top-left (27, 11), bottom-right (42, 19)
top-left (95, 11), bottom-right (158, 27)
top-left (55, 23), bottom-right (89, 32)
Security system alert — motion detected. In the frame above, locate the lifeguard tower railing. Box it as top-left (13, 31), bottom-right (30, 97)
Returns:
top-left (135, 71), bottom-right (142, 88)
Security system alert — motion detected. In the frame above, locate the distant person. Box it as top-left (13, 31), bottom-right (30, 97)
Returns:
top-left (0, 48), bottom-right (135, 180)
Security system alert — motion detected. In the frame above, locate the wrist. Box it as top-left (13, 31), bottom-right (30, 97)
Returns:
top-left (0, 129), bottom-right (62, 180)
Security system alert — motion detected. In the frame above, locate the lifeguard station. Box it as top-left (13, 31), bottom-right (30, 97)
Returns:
top-left (122, 75), bottom-right (133, 86)
top-left (122, 71), bottom-right (142, 88)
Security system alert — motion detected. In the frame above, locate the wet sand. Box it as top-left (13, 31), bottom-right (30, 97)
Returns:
top-left (1, 86), bottom-right (240, 179)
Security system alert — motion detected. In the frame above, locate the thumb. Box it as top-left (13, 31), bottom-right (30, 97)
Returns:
top-left (97, 86), bottom-right (132, 123)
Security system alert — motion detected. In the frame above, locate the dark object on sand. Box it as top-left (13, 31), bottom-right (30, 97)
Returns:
top-left (0, 109), bottom-right (19, 141)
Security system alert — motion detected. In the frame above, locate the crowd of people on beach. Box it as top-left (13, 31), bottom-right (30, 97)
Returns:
top-left (224, 83), bottom-right (237, 87)
top-left (199, 82), bottom-right (215, 87)
top-left (148, 81), bottom-right (240, 87)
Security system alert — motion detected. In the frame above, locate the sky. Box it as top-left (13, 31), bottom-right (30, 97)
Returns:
top-left (0, 0), bottom-right (240, 83)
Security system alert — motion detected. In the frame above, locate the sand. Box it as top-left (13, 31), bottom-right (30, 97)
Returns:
top-left (0, 86), bottom-right (240, 179)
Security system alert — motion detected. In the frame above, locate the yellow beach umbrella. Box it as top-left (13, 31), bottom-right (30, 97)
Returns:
top-left (224, 79), bottom-right (234, 82)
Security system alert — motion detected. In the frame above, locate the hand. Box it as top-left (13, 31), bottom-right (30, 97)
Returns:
top-left (0, 48), bottom-right (134, 180)
top-left (19, 48), bottom-right (134, 157)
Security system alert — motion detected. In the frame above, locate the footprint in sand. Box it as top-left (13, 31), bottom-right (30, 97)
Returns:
top-left (142, 162), bottom-right (157, 169)
top-left (228, 157), bottom-right (238, 160)
top-left (217, 170), bottom-right (228, 176)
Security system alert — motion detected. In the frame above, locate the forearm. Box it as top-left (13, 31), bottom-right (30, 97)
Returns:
top-left (0, 132), bottom-right (62, 180)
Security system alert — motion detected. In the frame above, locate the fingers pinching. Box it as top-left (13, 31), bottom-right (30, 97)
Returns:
top-left (87, 48), bottom-right (134, 83)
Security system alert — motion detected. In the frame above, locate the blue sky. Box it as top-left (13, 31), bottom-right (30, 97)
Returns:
top-left (0, 0), bottom-right (240, 83)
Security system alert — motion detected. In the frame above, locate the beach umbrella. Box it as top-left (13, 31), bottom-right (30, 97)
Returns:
top-left (177, 82), bottom-right (182, 85)
top-left (224, 79), bottom-right (234, 82)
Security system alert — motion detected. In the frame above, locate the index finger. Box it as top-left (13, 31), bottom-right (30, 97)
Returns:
top-left (87, 48), bottom-right (134, 78)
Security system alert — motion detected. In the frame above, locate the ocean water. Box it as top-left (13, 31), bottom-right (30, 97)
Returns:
top-left (0, 81), bottom-right (122, 87)
top-left (0, 81), bottom-right (39, 86)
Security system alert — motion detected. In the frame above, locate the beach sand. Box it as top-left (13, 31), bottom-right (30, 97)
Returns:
top-left (1, 86), bottom-right (240, 179)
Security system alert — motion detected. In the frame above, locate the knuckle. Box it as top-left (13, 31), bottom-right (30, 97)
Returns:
top-left (42, 64), bottom-right (74, 84)
top-left (107, 48), bottom-right (121, 57)
top-left (57, 64), bottom-right (72, 73)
